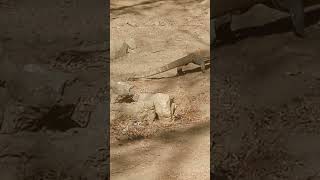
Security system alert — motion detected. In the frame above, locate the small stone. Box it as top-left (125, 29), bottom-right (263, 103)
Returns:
top-left (110, 41), bottom-right (130, 60)
top-left (137, 93), bottom-right (174, 121)
top-left (23, 64), bottom-right (46, 73)
top-left (126, 38), bottom-right (137, 50)
top-left (111, 101), bottom-right (156, 124)
top-left (110, 81), bottom-right (134, 103)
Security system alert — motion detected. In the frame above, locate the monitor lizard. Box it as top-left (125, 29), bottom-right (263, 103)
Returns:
top-left (127, 49), bottom-right (210, 81)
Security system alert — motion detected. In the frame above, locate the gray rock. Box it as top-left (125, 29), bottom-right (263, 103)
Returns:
top-left (8, 68), bottom-right (74, 106)
top-left (137, 93), bottom-right (175, 122)
top-left (1, 101), bottom-right (32, 134)
top-left (110, 81), bottom-right (134, 103)
top-left (111, 101), bottom-right (156, 124)
top-left (23, 64), bottom-right (46, 73)
top-left (126, 38), bottom-right (137, 50)
top-left (71, 96), bottom-right (97, 128)
top-left (110, 41), bottom-right (130, 60)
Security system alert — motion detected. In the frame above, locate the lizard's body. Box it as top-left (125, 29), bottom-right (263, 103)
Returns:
top-left (128, 49), bottom-right (210, 80)
top-left (128, 0), bottom-right (319, 81)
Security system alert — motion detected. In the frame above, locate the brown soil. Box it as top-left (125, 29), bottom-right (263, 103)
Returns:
top-left (110, 0), bottom-right (210, 179)
top-left (213, 5), bottom-right (320, 180)
top-left (0, 0), bottom-right (108, 179)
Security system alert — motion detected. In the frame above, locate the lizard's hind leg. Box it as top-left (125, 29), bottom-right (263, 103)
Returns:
top-left (177, 66), bottom-right (184, 75)
top-left (199, 60), bottom-right (206, 73)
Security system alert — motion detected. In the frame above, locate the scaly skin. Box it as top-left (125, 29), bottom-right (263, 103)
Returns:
top-left (128, 49), bottom-right (210, 81)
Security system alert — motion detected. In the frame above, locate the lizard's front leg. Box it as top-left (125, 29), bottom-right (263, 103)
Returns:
top-left (192, 57), bottom-right (206, 73)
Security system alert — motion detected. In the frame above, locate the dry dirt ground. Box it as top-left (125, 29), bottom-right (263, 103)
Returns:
top-left (110, 0), bottom-right (210, 179)
top-left (213, 5), bottom-right (320, 180)
top-left (0, 0), bottom-right (108, 179)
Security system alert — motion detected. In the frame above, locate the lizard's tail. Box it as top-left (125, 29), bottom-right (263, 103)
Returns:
top-left (129, 55), bottom-right (193, 80)
top-left (128, 63), bottom-right (178, 80)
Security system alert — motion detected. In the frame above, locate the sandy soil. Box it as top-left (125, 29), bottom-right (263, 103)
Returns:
top-left (213, 5), bottom-right (320, 180)
top-left (110, 0), bottom-right (210, 179)
top-left (0, 0), bottom-right (108, 179)
top-left (111, 122), bottom-right (209, 180)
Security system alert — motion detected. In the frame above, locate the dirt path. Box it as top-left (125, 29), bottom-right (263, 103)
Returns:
top-left (111, 121), bottom-right (209, 180)
top-left (110, 0), bottom-right (210, 179)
